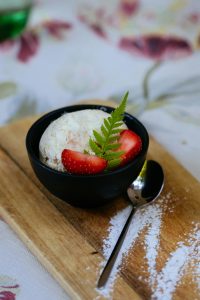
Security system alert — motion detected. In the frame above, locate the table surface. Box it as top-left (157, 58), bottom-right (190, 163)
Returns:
top-left (0, 0), bottom-right (199, 299)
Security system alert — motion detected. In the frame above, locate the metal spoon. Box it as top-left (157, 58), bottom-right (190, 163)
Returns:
top-left (97, 160), bottom-right (164, 288)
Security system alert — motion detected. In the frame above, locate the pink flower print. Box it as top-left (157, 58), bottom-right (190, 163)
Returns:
top-left (79, 12), bottom-right (107, 39)
top-left (0, 276), bottom-right (20, 300)
top-left (43, 20), bottom-right (72, 39)
top-left (0, 291), bottom-right (15, 300)
top-left (0, 19), bottom-right (72, 62)
top-left (119, 35), bottom-right (192, 61)
top-left (188, 13), bottom-right (200, 24)
top-left (0, 40), bottom-right (15, 52)
top-left (90, 24), bottom-right (107, 38)
top-left (119, 35), bottom-right (193, 102)
top-left (17, 31), bottom-right (40, 63)
top-left (119, 0), bottom-right (139, 17)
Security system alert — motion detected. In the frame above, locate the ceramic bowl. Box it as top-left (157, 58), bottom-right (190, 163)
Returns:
top-left (26, 104), bottom-right (149, 208)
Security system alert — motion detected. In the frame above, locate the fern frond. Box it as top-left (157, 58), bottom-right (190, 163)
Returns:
top-left (88, 92), bottom-right (129, 169)
top-left (104, 151), bottom-right (124, 160)
top-left (107, 158), bottom-right (122, 170)
top-left (101, 124), bottom-right (108, 137)
top-left (93, 130), bottom-right (105, 145)
top-left (108, 135), bottom-right (119, 143)
top-left (89, 138), bottom-right (102, 156)
top-left (104, 143), bottom-right (121, 151)
top-left (111, 128), bottom-right (123, 135)
top-left (113, 121), bottom-right (124, 128)
top-left (104, 119), bottom-right (110, 130)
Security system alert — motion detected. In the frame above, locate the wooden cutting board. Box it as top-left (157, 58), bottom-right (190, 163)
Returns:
top-left (0, 106), bottom-right (199, 299)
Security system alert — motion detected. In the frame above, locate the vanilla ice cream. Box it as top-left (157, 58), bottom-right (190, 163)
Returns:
top-left (39, 109), bottom-right (127, 171)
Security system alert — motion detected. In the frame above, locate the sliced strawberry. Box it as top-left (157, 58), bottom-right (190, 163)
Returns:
top-left (61, 149), bottom-right (107, 175)
top-left (117, 129), bottom-right (142, 165)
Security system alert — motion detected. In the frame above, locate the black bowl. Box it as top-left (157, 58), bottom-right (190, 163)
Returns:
top-left (26, 104), bottom-right (149, 208)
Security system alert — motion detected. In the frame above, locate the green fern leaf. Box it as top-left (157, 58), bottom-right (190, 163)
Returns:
top-left (104, 143), bottom-right (121, 151)
top-left (108, 116), bottom-right (112, 124)
top-left (101, 124), bottom-right (108, 137)
top-left (93, 130), bottom-right (105, 145)
top-left (104, 151), bottom-right (124, 160)
top-left (89, 138), bottom-right (102, 155)
top-left (111, 128), bottom-right (122, 135)
top-left (104, 119), bottom-right (110, 130)
top-left (108, 135), bottom-right (119, 143)
top-left (88, 92), bottom-right (129, 169)
top-left (113, 121), bottom-right (124, 128)
top-left (107, 158), bottom-right (122, 170)
top-left (84, 149), bottom-right (90, 155)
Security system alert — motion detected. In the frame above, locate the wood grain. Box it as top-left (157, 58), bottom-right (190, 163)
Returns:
top-left (0, 106), bottom-right (199, 299)
top-left (0, 138), bottom-right (140, 300)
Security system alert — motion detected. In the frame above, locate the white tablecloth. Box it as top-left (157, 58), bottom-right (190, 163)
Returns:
top-left (0, 0), bottom-right (199, 299)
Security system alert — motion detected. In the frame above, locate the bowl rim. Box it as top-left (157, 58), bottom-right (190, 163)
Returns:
top-left (26, 104), bottom-right (149, 178)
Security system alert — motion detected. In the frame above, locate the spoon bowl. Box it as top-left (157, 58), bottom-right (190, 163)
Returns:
top-left (97, 160), bottom-right (164, 288)
top-left (127, 160), bottom-right (164, 207)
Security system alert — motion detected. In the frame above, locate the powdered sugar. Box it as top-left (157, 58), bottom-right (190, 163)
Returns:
top-left (96, 193), bottom-right (200, 299)
top-left (96, 197), bottom-right (168, 298)
top-left (102, 206), bottom-right (131, 261)
top-left (153, 226), bottom-right (200, 299)
top-left (144, 205), bottom-right (163, 287)
top-left (97, 205), bottom-right (147, 298)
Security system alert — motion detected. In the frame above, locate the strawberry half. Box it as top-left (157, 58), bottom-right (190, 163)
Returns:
top-left (61, 149), bottom-right (107, 175)
top-left (117, 129), bottom-right (142, 165)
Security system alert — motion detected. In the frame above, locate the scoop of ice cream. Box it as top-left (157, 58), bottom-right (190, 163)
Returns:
top-left (39, 109), bottom-right (127, 171)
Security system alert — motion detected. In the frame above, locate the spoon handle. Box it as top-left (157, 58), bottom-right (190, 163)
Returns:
top-left (97, 206), bottom-right (136, 288)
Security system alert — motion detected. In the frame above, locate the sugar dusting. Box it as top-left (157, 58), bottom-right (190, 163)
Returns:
top-left (152, 226), bottom-right (200, 300)
top-left (95, 192), bottom-right (200, 299)
top-left (96, 194), bottom-right (168, 298)
top-left (144, 206), bottom-right (163, 287)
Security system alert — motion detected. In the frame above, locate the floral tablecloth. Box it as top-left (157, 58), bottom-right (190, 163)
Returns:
top-left (0, 0), bottom-right (199, 299)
